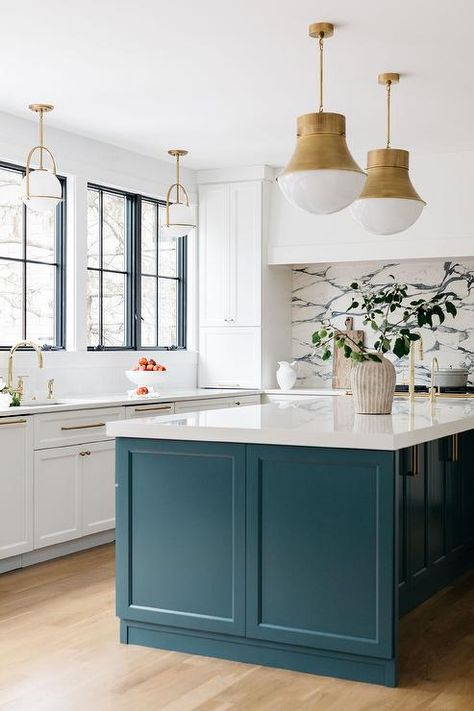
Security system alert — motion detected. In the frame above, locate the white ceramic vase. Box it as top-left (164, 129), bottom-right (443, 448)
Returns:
top-left (276, 361), bottom-right (298, 390)
top-left (350, 354), bottom-right (396, 415)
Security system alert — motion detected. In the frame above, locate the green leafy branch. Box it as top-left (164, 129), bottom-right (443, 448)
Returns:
top-left (312, 276), bottom-right (460, 363)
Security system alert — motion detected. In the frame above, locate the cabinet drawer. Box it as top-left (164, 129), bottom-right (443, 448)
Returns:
top-left (125, 402), bottom-right (175, 419)
top-left (229, 395), bottom-right (260, 407)
top-left (34, 407), bottom-right (124, 450)
top-left (174, 398), bottom-right (231, 414)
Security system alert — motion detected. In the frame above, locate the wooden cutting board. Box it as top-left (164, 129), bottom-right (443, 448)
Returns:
top-left (332, 317), bottom-right (365, 389)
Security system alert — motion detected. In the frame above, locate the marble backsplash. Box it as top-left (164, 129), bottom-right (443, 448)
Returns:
top-left (292, 260), bottom-right (474, 388)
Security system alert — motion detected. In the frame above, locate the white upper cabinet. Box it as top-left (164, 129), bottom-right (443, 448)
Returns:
top-left (199, 181), bottom-right (261, 328)
top-left (0, 417), bottom-right (33, 560)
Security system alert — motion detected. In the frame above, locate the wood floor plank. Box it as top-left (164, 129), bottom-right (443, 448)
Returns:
top-left (0, 544), bottom-right (473, 710)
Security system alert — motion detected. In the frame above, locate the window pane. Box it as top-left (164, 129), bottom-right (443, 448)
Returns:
top-left (103, 271), bottom-right (126, 347)
top-left (141, 201), bottom-right (157, 274)
top-left (26, 210), bottom-right (56, 263)
top-left (87, 189), bottom-right (100, 268)
top-left (158, 278), bottom-right (177, 347)
top-left (0, 169), bottom-right (23, 260)
top-left (0, 259), bottom-right (23, 345)
top-left (141, 276), bottom-right (157, 347)
top-left (87, 270), bottom-right (100, 347)
top-left (26, 263), bottom-right (55, 345)
top-left (158, 206), bottom-right (177, 277)
top-left (103, 193), bottom-right (125, 271)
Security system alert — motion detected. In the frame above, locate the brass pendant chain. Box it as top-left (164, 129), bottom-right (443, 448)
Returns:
top-left (319, 32), bottom-right (324, 112)
top-left (386, 80), bottom-right (392, 148)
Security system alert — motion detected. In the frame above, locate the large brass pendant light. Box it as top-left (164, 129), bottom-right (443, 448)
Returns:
top-left (278, 22), bottom-right (365, 214)
top-left (161, 149), bottom-right (196, 238)
top-left (350, 73), bottom-right (426, 235)
top-left (20, 104), bottom-right (62, 213)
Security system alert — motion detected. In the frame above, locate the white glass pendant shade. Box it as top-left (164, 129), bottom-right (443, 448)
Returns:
top-left (279, 168), bottom-right (366, 214)
top-left (350, 149), bottom-right (425, 235)
top-left (351, 197), bottom-right (424, 235)
top-left (279, 113), bottom-right (365, 214)
top-left (20, 169), bottom-right (62, 213)
top-left (160, 201), bottom-right (195, 238)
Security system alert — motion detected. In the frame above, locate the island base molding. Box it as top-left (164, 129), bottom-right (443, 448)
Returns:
top-left (120, 620), bottom-right (398, 687)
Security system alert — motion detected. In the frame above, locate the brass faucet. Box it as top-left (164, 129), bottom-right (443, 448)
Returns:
top-left (429, 357), bottom-right (440, 403)
top-left (408, 335), bottom-right (424, 402)
top-left (7, 340), bottom-right (44, 398)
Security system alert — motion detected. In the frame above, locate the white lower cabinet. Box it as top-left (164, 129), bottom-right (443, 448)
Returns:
top-left (0, 417), bottom-right (33, 560)
top-left (199, 327), bottom-right (261, 388)
top-left (81, 440), bottom-right (115, 535)
top-left (34, 440), bottom-right (115, 549)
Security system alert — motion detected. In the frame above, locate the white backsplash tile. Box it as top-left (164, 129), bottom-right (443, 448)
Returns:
top-left (292, 260), bottom-right (474, 387)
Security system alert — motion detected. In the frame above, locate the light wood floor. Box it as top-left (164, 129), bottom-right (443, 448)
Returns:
top-left (0, 545), bottom-right (473, 711)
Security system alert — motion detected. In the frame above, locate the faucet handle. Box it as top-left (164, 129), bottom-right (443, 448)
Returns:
top-left (47, 378), bottom-right (55, 400)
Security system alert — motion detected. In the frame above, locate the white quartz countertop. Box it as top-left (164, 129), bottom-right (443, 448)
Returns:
top-left (106, 396), bottom-right (474, 450)
top-left (0, 388), bottom-right (259, 418)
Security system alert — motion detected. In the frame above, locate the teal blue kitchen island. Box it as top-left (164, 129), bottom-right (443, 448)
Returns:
top-left (108, 397), bottom-right (474, 687)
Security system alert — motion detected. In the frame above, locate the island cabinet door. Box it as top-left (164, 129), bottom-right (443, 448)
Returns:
top-left (116, 439), bottom-right (246, 636)
top-left (245, 445), bottom-right (396, 659)
top-left (461, 430), bottom-right (474, 548)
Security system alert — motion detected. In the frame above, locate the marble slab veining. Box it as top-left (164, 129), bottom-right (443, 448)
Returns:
top-left (292, 259), bottom-right (474, 388)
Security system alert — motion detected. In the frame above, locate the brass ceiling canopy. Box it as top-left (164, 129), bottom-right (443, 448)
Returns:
top-left (278, 21), bottom-right (365, 215)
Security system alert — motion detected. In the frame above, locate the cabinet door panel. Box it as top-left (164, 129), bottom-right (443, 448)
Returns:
top-left (34, 446), bottom-right (82, 548)
top-left (246, 445), bottom-right (395, 658)
top-left (0, 417), bottom-right (33, 559)
top-left (116, 439), bottom-right (246, 636)
top-left (82, 441), bottom-right (115, 534)
top-left (199, 327), bottom-right (261, 388)
top-left (461, 431), bottom-right (474, 548)
top-left (229, 182), bottom-right (261, 327)
top-left (199, 184), bottom-right (229, 327)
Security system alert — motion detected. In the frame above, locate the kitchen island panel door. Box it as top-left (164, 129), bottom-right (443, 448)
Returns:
top-left (116, 439), bottom-right (246, 636)
top-left (246, 446), bottom-right (396, 659)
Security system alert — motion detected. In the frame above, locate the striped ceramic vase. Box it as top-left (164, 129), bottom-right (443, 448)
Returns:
top-left (350, 354), bottom-right (396, 414)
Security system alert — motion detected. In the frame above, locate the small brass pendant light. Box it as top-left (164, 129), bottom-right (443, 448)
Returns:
top-left (278, 22), bottom-right (366, 215)
top-left (20, 104), bottom-right (62, 213)
top-left (350, 73), bottom-right (426, 235)
top-left (161, 149), bottom-right (196, 238)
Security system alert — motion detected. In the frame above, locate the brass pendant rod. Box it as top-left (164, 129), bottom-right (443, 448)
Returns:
top-left (319, 32), bottom-right (324, 113)
top-left (176, 153), bottom-right (180, 203)
top-left (386, 80), bottom-right (392, 148)
top-left (39, 109), bottom-right (44, 169)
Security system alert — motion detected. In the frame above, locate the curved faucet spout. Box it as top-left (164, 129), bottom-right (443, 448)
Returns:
top-left (7, 340), bottom-right (44, 390)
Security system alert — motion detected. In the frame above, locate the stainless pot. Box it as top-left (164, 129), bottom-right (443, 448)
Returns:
top-left (433, 367), bottom-right (469, 389)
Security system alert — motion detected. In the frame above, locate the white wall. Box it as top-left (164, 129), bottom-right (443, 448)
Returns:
top-left (269, 151), bottom-right (474, 265)
top-left (0, 110), bottom-right (198, 395)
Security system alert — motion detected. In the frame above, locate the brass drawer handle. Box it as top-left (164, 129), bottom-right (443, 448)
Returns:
top-left (133, 406), bottom-right (173, 413)
top-left (61, 422), bottom-right (106, 431)
top-left (0, 418), bottom-right (27, 426)
top-left (79, 450), bottom-right (91, 456)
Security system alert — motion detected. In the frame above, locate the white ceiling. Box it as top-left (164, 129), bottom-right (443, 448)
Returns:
top-left (1, 0), bottom-right (472, 169)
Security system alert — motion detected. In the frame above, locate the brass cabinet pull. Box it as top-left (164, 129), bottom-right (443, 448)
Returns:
top-left (79, 450), bottom-right (91, 457)
top-left (0, 418), bottom-right (27, 426)
top-left (452, 433), bottom-right (460, 462)
top-left (61, 422), bottom-right (106, 431)
top-left (408, 445), bottom-right (420, 476)
top-left (133, 406), bottom-right (172, 413)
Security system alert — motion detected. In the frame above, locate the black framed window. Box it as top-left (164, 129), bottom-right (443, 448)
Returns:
top-left (138, 198), bottom-right (186, 349)
top-left (86, 186), bottom-right (186, 350)
top-left (0, 160), bottom-right (66, 349)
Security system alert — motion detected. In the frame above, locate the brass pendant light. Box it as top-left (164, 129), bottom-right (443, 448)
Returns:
top-left (20, 104), bottom-right (62, 213)
top-left (161, 149), bottom-right (196, 238)
top-left (350, 73), bottom-right (426, 235)
top-left (278, 22), bottom-right (366, 214)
